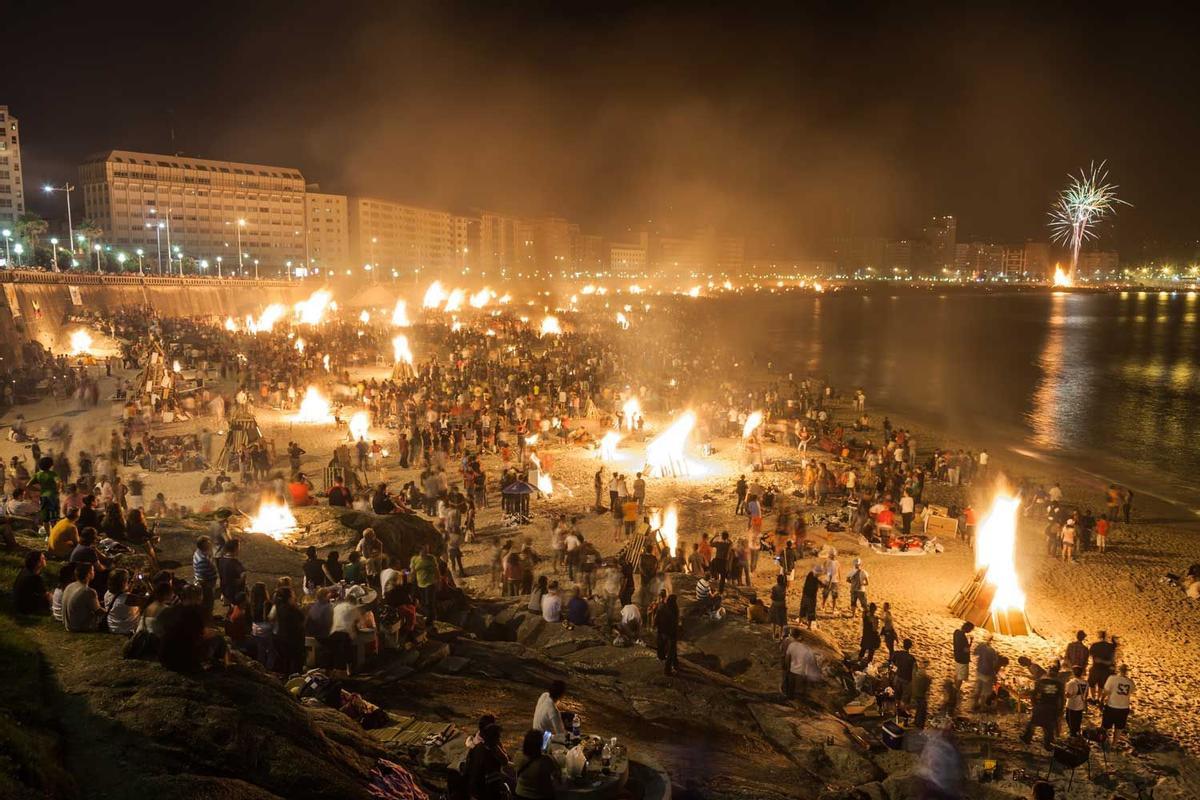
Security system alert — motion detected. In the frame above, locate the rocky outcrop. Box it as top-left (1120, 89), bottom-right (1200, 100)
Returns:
top-left (291, 506), bottom-right (442, 565)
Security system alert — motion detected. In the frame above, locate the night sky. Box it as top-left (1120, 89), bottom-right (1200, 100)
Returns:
top-left (7, 2), bottom-right (1199, 254)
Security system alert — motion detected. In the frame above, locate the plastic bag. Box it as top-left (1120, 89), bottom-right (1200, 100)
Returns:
top-left (564, 745), bottom-right (587, 779)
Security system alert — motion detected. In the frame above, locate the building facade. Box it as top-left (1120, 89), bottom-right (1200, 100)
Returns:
top-left (923, 215), bottom-right (957, 274)
top-left (347, 197), bottom-right (463, 280)
top-left (303, 190), bottom-right (350, 274)
top-left (0, 105), bottom-right (25, 231)
top-left (477, 210), bottom-right (522, 278)
top-left (78, 149), bottom-right (306, 274)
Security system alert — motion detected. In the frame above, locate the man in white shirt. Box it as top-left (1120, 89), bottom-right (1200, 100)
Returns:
top-left (1101, 664), bottom-right (1134, 746)
top-left (618, 602), bottom-right (642, 641)
top-left (541, 582), bottom-right (563, 623)
top-left (380, 558), bottom-right (402, 596)
top-left (783, 628), bottom-right (820, 699)
top-left (821, 551), bottom-right (841, 612)
top-left (1064, 665), bottom-right (1088, 737)
top-left (899, 492), bottom-right (916, 534)
top-left (532, 680), bottom-right (567, 738)
top-left (1049, 483), bottom-right (1064, 503)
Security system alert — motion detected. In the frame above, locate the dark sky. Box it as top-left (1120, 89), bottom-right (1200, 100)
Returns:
top-left (7, 1), bottom-right (1199, 254)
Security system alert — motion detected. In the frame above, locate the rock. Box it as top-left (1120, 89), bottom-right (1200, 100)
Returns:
top-left (289, 506), bottom-right (441, 565)
top-left (822, 744), bottom-right (885, 785)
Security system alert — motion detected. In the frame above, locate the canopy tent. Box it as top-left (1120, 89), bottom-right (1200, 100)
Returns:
top-left (500, 480), bottom-right (536, 526)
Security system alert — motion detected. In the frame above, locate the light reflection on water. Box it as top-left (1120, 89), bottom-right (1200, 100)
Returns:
top-left (710, 291), bottom-right (1200, 506)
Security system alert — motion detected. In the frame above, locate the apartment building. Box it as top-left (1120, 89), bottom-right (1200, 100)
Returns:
top-left (0, 105), bottom-right (25, 230)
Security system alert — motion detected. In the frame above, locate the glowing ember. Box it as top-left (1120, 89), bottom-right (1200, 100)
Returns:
top-left (1052, 264), bottom-right (1073, 288)
top-left (294, 386), bottom-right (333, 423)
top-left (742, 410), bottom-right (764, 439)
top-left (445, 288), bottom-right (466, 312)
top-left (244, 499), bottom-right (298, 540)
top-left (390, 335), bottom-right (413, 365)
top-left (391, 299), bottom-right (411, 327)
top-left (599, 430), bottom-right (622, 461)
top-left (651, 504), bottom-right (679, 553)
top-left (349, 410), bottom-right (371, 441)
top-left (540, 316), bottom-right (562, 336)
top-left (621, 397), bottom-right (641, 431)
top-left (687, 285), bottom-right (701, 298)
top-left (295, 338), bottom-right (305, 354)
top-left (975, 494), bottom-right (1026, 615)
top-left (423, 281), bottom-right (448, 308)
top-left (615, 311), bottom-right (630, 329)
top-left (295, 290), bottom-right (332, 325)
top-left (645, 410), bottom-right (700, 478)
top-left (224, 316), bottom-right (237, 332)
top-left (68, 329), bottom-right (94, 355)
top-left (469, 288), bottom-right (491, 308)
top-left (358, 310), bottom-right (371, 323)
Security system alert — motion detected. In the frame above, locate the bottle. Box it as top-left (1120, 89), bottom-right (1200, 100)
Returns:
top-left (601, 738), bottom-right (612, 769)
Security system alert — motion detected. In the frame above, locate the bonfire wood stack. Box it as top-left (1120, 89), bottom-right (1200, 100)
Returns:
top-left (217, 405), bottom-right (264, 471)
top-left (949, 568), bottom-right (1031, 636)
top-left (136, 341), bottom-right (176, 407)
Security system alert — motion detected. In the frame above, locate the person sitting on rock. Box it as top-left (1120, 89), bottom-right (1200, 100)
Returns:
top-left (565, 587), bottom-right (591, 627)
top-left (540, 582), bottom-right (563, 623)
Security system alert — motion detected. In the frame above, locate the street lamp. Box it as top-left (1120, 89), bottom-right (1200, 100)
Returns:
top-left (50, 237), bottom-right (59, 271)
top-left (200, 259), bottom-right (209, 275)
top-left (146, 221), bottom-right (165, 274)
top-left (135, 248), bottom-right (144, 274)
top-left (253, 257), bottom-right (259, 280)
top-left (43, 183), bottom-right (76, 254)
top-left (172, 245), bottom-right (181, 276)
top-left (93, 243), bottom-right (102, 272)
top-left (13, 243), bottom-right (23, 266)
top-left (1, 229), bottom-right (11, 265)
top-left (216, 255), bottom-right (223, 278)
top-left (236, 219), bottom-right (246, 271)
top-left (116, 252), bottom-right (127, 273)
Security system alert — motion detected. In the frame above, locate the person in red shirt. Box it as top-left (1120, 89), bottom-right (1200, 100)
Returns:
top-left (288, 473), bottom-right (315, 506)
top-left (1096, 515), bottom-right (1110, 553)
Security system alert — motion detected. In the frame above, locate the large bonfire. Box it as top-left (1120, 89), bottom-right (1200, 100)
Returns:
top-left (949, 493), bottom-right (1031, 635)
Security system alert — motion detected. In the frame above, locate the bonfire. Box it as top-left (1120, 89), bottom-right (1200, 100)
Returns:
top-left (244, 499), bottom-right (298, 540)
top-left (949, 493), bottom-right (1031, 635)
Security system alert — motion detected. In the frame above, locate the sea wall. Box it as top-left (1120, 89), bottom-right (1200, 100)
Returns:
top-left (0, 271), bottom-right (316, 364)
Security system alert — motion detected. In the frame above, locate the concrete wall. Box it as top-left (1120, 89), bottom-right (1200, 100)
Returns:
top-left (0, 272), bottom-right (317, 365)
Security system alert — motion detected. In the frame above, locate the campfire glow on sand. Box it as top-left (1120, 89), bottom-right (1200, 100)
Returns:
top-left (69, 329), bottom-right (94, 355)
top-left (392, 335), bottom-right (414, 365)
top-left (349, 410), bottom-right (371, 441)
top-left (245, 499), bottom-right (298, 540)
top-left (391, 299), bottom-right (411, 327)
top-left (599, 430), bottom-right (622, 461)
top-left (645, 410), bottom-right (702, 477)
top-left (423, 281), bottom-right (448, 309)
top-left (1052, 264), bottom-right (1073, 288)
top-left (742, 410), bottom-right (764, 439)
top-left (295, 386), bottom-right (334, 423)
top-left (651, 504), bottom-right (680, 553)
top-left (951, 493), bottom-right (1030, 636)
top-left (295, 290), bottom-right (333, 325)
top-left (540, 315), bottom-right (563, 336)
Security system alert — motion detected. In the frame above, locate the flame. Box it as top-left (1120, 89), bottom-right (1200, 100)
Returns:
top-left (69, 329), bottom-right (94, 355)
top-left (615, 311), bottom-right (630, 329)
top-left (742, 410), bottom-right (764, 439)
top-left (322, 354), bottom-right (330, 372)
top-left (599, 430), bottom-right (622, 461)
top-left (529, 452), bottom-right (553, 495)
top-left (621, 397), bottom-right (641, 431)
top-left (687, 285), bottom-right (701, 298)
top-left (469, 288), bottom-right (491, 308)
top-left (540, 316), bottom-right (562, 336)
top-left (813, 281), bottom-right (825, 293)
top-left (629, 284), bottom-right (643, 294)
top-left (423, 281), bottom-right (448, 308)
top-left (1052, 264), bottom-right (1073, 288)
top-left (975, 494), bottom-right (1026, 613)
top-left (391, 299), bottom-right (411, 327)
top-left (392, 334), bottom-right (414, 365)
top-left (295, 290), bottom-right (332, 325)
top-left (651, 504), bottom-right (679, 553)
top-left (295, 386), bottom-right (333, 423)
top-left (245, 498), bottom-right (298, 540)
top-left (445, 288), bottom-right (466, 312)
top-left (349, 410), bottom-right (370, 441)
top-left (581, 284), bottom-right (596, 295)
top-left (224, 316), bottom-right (237, 332)
top-left (645, 410), bottom-right (700, 477)
top-left (248, 303), bottom-right (287, 334)
top-left (451, 320), bottom-right (463, 332)
top-left (358, 310), bottom-right (371, 324)
top-left (722, 280), bottom-right (733, 290)
top-left (295, 338), bottom-right (305, 354)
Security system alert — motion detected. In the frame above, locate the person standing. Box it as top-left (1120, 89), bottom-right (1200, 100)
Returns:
top-left (735, 475), bottom-right (748, 515)
top-left (1120, 487), bottom-right (1133, 525)
top-left (192, 536), bottom-right (218, 618)
top-left (655, 594), bottom-right (680, 676)
top-left (820, 551), bottom-right (841, 613)
top-left (971, 631), bottom-right (1000, 711)
top-left (1064, 666), bottom-right (1088, 737)
top-left (891, 638), bottom-right (917, 711)
top-left (410, 545), bottom-right (439, 624)
top-left (783, 628), bottom-right (820, 700)
top-left (858, 603), bottom-right (881, 663)
top-left (880, 601), bottom-right (897, 658)
top-left (899, 490), bottom-right (915, 535)
top-left (847, 558), bottom-right (869, 613)
top-left (1088, 631), bottom-right (1117, 703)
top-left (952, 622), bottom-right (974, 702)
top-left (799, 564), bottom-right (821, 628)
top-left (1101, 664), bottom-right (1134, 747)
top-left (633, 472), bottom-right (646, 516)
top-left (1021, 666), bottom-right (1066, 747)
top-left (711, 531), bottom-right (732, 594)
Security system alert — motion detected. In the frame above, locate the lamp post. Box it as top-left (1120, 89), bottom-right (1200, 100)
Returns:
top-left (43, 183), bottom-right (75, 255)
top-left (236, 219), bottom-right (246, 271)
top-left (50, 237), bottom-right (59, 271)
top-left (216, 255), bottom-right (223, 278)
top-left (135, 248), bottom-right (144, 274)
top-left (172, 245), bottom-right (182, 276)
top-left (13, 243), bottom-right (23, 266)
top-left (93, 243), bottom-right (102, 272)
top-left (253, 258), bottom-right (259, 280)
top-left (200, 259), bottom-right (209, 276)
top-left (116, 252), bottom-right (127, 272)
top-left (1, 229), bottom-right (11, 265)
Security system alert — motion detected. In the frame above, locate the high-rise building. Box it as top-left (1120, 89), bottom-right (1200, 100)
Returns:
top-left (955, 241), bottom-right (1005, 275)
top-left (609, 240), bottom-right (647, 275)
top-left (572, 233), bottom-right (606, 274)
top-left (1023, 242), bottom-right (1051, 277)
top-left (517, 216), bottom-right (574, 275)
top-left (0, 105), bottom-right (25, 230)
top-left (347, 197), bottom-right (462, 280)
top-left (884, 239), bottom-right (913, 273)
top-left (923, 215), bottom-right (957, 274)
top-left (478, 210), bottom-right (522, 277)
top-left (78, 149), bottom-right (306, 274)
top-left (303, 190), bottom-right (350, 273)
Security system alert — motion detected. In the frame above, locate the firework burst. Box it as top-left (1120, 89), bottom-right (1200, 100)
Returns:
top-left (1048, 161), bottom-right (1129, 282)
